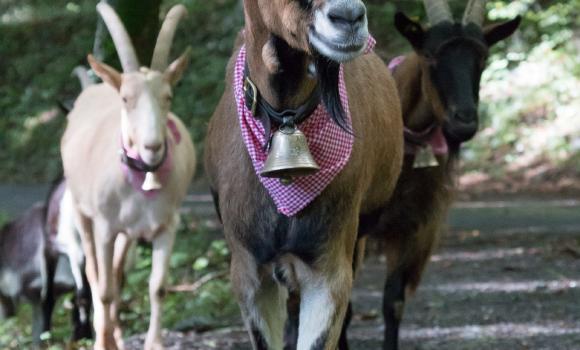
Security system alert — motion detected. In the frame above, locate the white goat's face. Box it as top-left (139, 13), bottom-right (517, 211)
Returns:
top-left (120, 71), bottom-right (171, 167)
top-left (88, 51), bottom-right (189, 167)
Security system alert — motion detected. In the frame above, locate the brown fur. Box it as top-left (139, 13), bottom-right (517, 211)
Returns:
top-left (205, 1), bottom-right (403, 349)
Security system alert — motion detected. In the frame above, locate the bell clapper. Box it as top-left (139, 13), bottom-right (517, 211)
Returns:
top-left (280, 177), bottom-right (293, 186)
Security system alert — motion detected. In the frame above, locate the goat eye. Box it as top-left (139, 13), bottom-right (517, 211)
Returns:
top-left (122, 97), bottom-right (128, 103)
top-left (298, 0), bottom-right (313, 9)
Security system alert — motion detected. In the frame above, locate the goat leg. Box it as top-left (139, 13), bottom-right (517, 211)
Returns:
top-left (88, 219), bottom-right (117, 350)
top-left (231, 246), bottom-right (288, 350)
top-left (145, 215), bottom-right (178, 350)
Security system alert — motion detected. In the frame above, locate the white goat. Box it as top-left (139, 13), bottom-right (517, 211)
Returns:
top-left (60, 3), bottom-right (195, 350)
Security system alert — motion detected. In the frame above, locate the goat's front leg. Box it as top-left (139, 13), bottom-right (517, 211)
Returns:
top-left (145, 217), bottom-right (178, 350)
top-left (111, 233), bottom-right (132, 347)
top-left (296, 258), bottom-right (352, 350)
top-left (91, 219), bottom-right (118, 350)
top-left (231, 246), bottom-right (288, 350)
top-left (0, 294), bottom-right (15, 319)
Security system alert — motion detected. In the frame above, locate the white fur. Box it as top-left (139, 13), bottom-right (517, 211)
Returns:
top-left (309, 0), bottom-right (369, 62)
top-left (297, 280), bottom-right (334, 349)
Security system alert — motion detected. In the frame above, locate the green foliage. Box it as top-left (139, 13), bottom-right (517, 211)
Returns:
top-left (462, 0), bottom-right (580, 176)
top-left (0, 0), bottom-right (242, 182)
top-left (0, 213), bottom-right (236, 348)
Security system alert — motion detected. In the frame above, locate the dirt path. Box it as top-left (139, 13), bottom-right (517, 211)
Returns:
top-left (2, 185), bottom-right (578, 349)
top-left (122, 198), bottom-right (580, 350)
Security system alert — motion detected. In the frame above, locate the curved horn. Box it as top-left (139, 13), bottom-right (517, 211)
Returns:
top-left (96, 2), bottom-right (139, 72)
top-left (463, 0), bottom-right (487, 26)
top-left (422, 0), bottom-right (453, 25)
top-left (72, 66), bottom-right (93, 90)
top-left (151, 4), bottom-right (188, 71)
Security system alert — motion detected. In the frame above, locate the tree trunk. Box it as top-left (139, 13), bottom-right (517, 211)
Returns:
top-left (93, 0), bottom-right (162, 69)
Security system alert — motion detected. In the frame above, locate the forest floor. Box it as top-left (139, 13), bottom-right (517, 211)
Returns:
top-left (123, 195), bottom-right (580, 350)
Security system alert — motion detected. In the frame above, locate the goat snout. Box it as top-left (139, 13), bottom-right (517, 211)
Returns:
top-left (144, 142), bottom-right (163, 153)
top-left (452, 107), bottom-right (477, 124)
top-left (445, 107), bottom-right (479, 143)
top-left (327, 2), bottom-right (366, 31)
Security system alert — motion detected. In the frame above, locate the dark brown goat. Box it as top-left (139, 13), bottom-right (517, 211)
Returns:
top-left (205, 0), bottom-right (403, 348)
top-left (0, 179), bottom-right (92, 343)
top-left (339, 1), bottom-right (521, 349)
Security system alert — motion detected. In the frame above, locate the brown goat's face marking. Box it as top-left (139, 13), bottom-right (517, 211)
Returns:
top-left (395, 12), bottom-right (521, 143)
top-left (255, 0), bottom-right (369, 62)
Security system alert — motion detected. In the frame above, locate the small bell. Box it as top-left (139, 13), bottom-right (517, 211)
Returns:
top-left (142, 171), bottom-right (163, 191)
top-left (261, 125), bottom-right (320, 179)
top-left (413, 146), bottom-right (439, 168)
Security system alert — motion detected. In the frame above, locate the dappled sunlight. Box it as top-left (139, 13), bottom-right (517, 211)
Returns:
top-left (400, 322), bottom-right (580, 340)
top-left (430, 247), bottom-right (532, 263)
top-left (0, 2), bottom-right (82, 25)
top-left (426, 279), bottom-right (580, 294)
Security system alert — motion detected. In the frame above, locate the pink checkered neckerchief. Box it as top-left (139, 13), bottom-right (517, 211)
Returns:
top-left (235, 36), bottom-right (376, 216)
top-left (121, 118), bottom-right (182, 198)
top-left (387, 55), bottom-right (449, 157)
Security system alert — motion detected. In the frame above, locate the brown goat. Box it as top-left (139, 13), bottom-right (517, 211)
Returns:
top-left (205, 0), bottom-right (403, 349)
top-left (339, 1), bottom-right (521, 349)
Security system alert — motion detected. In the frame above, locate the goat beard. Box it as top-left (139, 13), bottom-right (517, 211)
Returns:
top-left (314, 55), bottom-right (352, 134)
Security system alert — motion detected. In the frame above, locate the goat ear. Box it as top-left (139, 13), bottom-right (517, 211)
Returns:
top-left (394, 12), bottom-right (425, 49)
top-left (87, 54), bottom-right (122, 90)
top-left (165, 48), bottom-right (191, 86)
top-left (484, 16), bottom-right (521, 47)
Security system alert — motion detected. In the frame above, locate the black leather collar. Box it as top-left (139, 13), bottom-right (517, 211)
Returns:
top-left (120, 139), bottom-right (168, 173)
top-left (243, 63), bottom-right (320, 147)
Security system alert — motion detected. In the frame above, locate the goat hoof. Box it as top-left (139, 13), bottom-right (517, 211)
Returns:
top-left (144, 340), bottom-right (164, 350)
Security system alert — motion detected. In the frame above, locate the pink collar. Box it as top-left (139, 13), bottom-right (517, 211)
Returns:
top-left (120, 119), bottom-right (181, 198)
top-left (404, 125), bottom-right (448, 156)
top-left (235, 36), bottom-right (376, 216)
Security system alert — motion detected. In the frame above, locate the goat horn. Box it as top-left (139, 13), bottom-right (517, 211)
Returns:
top-left (422, 0), bottom-right (453, 25)
top-left (72, 66), bottom-right (93, 90)
top-left (151, 4), bottom-right (188, 71)
top-left (463, 0), bottom-right (487, 26)
top-left (96, 2), bottom-right (140, 72)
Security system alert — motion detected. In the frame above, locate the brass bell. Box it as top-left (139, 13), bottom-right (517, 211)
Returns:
top-left (261, 125), bottom-right (320, 179)
top-left (413, 146), bottom-right (439, 169)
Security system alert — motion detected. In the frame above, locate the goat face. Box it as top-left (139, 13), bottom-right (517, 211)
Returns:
top-left (255, 0), bottom-right (369, 62)
top-left (87, 53), bottom-right (189, 167)
top-left (395, 12), bottom-right (520, 144)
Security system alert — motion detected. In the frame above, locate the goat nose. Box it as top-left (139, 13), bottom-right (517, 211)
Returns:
top-left (453, 108), bottom-right (477, 124)
top-left (327, 3), bottom-right (366, 30)
top-left (144, 142), bottom-right (162, 153)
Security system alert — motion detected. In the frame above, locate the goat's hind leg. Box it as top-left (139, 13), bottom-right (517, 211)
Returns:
top-left (145, 216), bottom-right (178, 350)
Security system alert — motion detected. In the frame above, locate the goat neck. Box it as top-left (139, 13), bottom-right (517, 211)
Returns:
top-left (392, 53), bottom-right (444, 133)
top-left (243, 2), bottom-right (316, 111)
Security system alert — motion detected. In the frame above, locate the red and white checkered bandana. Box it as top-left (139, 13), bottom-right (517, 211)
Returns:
top-left (234, 36), bottom-right (376, 216)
